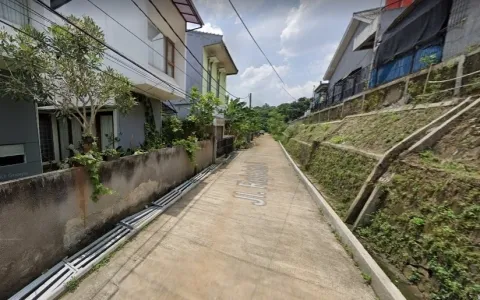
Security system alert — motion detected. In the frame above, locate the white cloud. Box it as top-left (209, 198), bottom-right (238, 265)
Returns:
top-left (279, 0), bottom-right (323, 57)
top-left (196, 22), bottom-right (224, 35)
top-left (280, 3), bottom-right (306, 42)
top-left (192, 0), bottom-right (382, 107)
top-left (307, 42), bottom-right (338, 79)
top-left (228, 64), bottom-right (291, 106)
top-left (238, 64), bottom-right (289, 94)
top-left (287, 80), bottom-right (317, 99)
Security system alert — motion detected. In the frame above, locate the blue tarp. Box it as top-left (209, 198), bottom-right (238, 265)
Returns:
top-left (370, 44), bottom-right (444, 87)
top-left (412, 45), bottom-right (443, 72)
top-left (376, 54), bottom-right (413, 86)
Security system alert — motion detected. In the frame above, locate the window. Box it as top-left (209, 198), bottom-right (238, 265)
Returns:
top-left (148, 22), bottom-right (165, 72)
top-left (0, 0), bottom-right (28, 25)
top-left (207, 61), bottom-right (213, 92)
top-left (165, 37), bottom-right (175, 78)
top-left (57, 112), bottom-right (113, 159)
top-left (216, 70), bottom-right (220, 97)
top-left (39, 114), bottom-right (55, 162)
top-left (0, 144), bottom-right (25, 166)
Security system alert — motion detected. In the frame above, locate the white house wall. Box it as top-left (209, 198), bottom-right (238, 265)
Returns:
top-left (328, 22), bottom-right (373, 92)
top-left (118, 104), bottom-right (146, 150)
top-left (443, 0), bottom-right (480, 60)
top-left (57, 0), bottom-right (187, 99)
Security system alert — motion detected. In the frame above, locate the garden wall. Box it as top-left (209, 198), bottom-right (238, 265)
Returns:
top-left (0, 141), bottom-right (213, 299)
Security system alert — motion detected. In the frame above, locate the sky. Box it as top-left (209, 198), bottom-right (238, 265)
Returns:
top-left (191, 0), bottom-right (382, 107)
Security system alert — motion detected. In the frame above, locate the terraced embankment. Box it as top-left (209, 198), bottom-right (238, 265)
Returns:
top-left (358, 105), bottom-right (480, 299)
top-left (284, 105), bottom-right (451, 218)
top-left (282, 99), bottom-right (480, 300)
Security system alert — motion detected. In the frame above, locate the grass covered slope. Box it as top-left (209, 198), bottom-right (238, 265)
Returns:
top-left (424, 105), bottom-right (480, 173)
top-left (327, 107), bottom-right (448, 154)
top-left (308, 144), bottom-right (377, 217)
top-left (284, 138), bottom-right (312, 166)
top-left (284, 122), bottom-right (340, 143)
top-left (357, 108), bottom-right (480, 300)
top-left (357, 161), bottom-right (480, 300)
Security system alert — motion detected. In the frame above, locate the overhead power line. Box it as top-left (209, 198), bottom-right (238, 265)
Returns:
top-left (85, 0), bottom-right (204, 89)
top-left (33, 0), bottom-right (193, 101)
top-left (1, 0), bottom-right (182, 104)
top-left (227, 0), bottom-right (297, 101)
top-left (143, 0), bottom-right (247, 100)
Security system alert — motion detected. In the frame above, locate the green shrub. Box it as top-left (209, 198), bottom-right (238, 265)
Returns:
top-left (308, 144), bottom-right (377, 217)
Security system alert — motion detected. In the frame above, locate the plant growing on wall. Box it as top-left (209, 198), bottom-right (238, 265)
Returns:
top-left (162, 115), bottom-right (184, 146)
top-left (223, 98), bottom-right (261, 148)
top-left (186, 87), bottom-right (221, 140)
top-left (173, 135), bottom-right (200, 164)
top-left (0, 17), bottom-right (137, 201)
top-left (0, 16), bottom-right (136, 150)
top-left (421, 54), bottom-right (440, 94)
top-left (71, 151), bottom-right (112, 202)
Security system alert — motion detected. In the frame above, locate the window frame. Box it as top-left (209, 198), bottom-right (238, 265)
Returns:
top-left (216, 69), bottom-right (220, 98)
top-left (165, 37), bottom-right (175, 78)
top-left (207, 61), bottom-right (213, 92)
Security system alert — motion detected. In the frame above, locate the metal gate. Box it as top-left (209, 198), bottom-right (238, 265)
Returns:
top-left (216, 136), bottom-right (234, 158)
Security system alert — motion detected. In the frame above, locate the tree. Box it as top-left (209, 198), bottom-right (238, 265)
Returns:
top-left (0, 16), bottom-right (135, 150)
top-left (253, 103), bottom-right (273, 131)
top-left (267, 110), bottom-right (287, 137)
top-left (224, 98), bottom-right (261, 147)
top-left (186, 87), bottom-right (221, 139)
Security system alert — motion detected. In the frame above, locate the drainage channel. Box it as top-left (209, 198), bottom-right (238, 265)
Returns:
top-left (10, 162), bottom-right (223, 300)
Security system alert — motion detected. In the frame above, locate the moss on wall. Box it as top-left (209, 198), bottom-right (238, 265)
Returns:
top-left (329, 107), bottom-right (448, 154)
top-left (357, 161), bottom-right (480, 300)
top-left (284, 138), bottom-right (313, 167)
top-left (328, 105), bottom-right (342, 121)
top-left (308, 144), bottom-right (377, 217)
top-left (291, 123), bottom-right (340, 143)
top-left (342, 97), bottom-right (363, 117)
top-left (408, 63), bottom-right (457, 104)
top-left (462, 52), bottom-right (480, 96)
top-left (363, 90), bottom-right (386, 112)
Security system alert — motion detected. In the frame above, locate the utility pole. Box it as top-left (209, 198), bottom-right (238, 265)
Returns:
top-left (249, 93), bottom-right (252, 108)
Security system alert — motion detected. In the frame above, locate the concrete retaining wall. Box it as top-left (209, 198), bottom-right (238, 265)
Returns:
top-left (294, 49), bottom-right (480, 125)
top-left (0, 141), bottom-right (213, 299)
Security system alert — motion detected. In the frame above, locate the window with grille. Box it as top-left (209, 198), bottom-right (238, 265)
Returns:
top-left (333, 82), bottom-right (344, 103)
top-left (39, 114), bottom-right (55, 162)
top-left (165, 37), bottom-right (175, 78)
top-left (0, 0), bottom-right (28, 25)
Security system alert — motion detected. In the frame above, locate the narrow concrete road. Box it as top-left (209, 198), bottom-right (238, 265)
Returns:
top-left (64, 135), bottom-right (376, 300)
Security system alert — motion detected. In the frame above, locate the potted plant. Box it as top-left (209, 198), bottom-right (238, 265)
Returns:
top-left (102, 148), bottom-right (121, 161)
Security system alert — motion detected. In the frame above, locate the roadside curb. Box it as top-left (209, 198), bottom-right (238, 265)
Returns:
top-left (279, 142), bottom-right (406, 300)
top-left (10, 153), bottom-right (237, 300)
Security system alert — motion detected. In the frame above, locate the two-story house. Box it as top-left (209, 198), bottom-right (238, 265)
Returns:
top-left (0, 0), bottom-right (204, 180)
top-left (174, 30), bottom-right (238, 141)
top-left (34, 0), bottom-right (204, 161)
